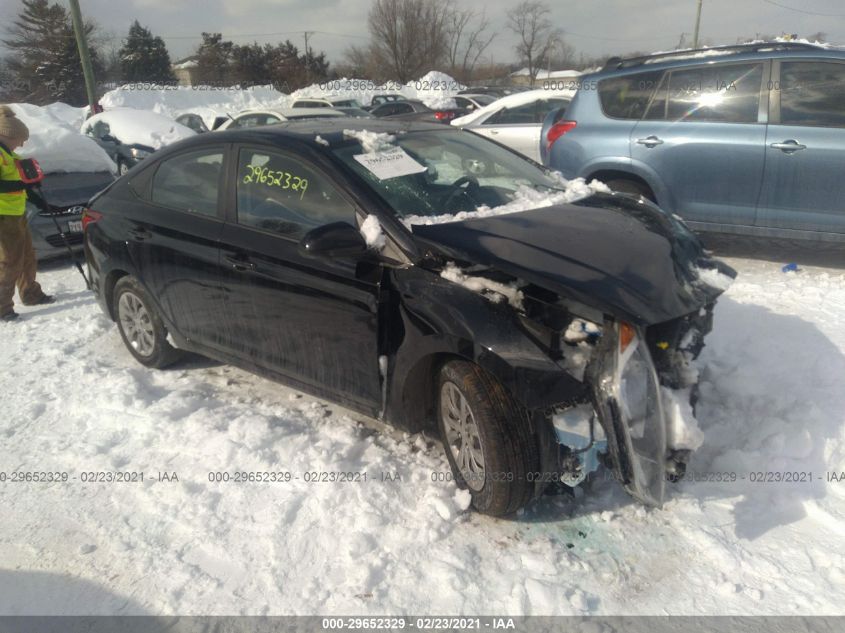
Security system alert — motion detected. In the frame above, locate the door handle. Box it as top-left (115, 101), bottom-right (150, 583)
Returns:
top-left (128, 227), bottom-right (151, 241)
top-left (488, 129), bottom-right (499, 135)
top-left (224, 255), bottom-right (256, 272)
top-left (636, 135), bottom-right (664, 147)
top-left (771, 140), bottom-right (806, 153)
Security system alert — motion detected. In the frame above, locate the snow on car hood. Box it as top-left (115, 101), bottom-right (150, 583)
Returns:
top-left (9, 103), bottom-right (116, 174)
top-left (81, 108), bottom-right (195, 150)
top-left (414, 193), bottom-right (734, 325)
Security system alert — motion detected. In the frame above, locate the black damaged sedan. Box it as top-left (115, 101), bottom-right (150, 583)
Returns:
top-left (83, 120), bottom-right (735, 516)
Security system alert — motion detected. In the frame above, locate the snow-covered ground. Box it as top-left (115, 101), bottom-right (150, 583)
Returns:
top-left (1, 257), bottom-right (844, 615)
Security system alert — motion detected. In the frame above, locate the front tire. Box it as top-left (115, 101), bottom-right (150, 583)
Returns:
top-left (113, 276), bottom-right (180, 368)
top-left (437, 360), bottom-right (540, 516)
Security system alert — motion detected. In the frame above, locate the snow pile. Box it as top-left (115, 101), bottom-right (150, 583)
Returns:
top-left (563, 318), bottom-right (602, 343)
top-left (343, 129), bottom-right (396, 153)
top-left (9, 104), bottom-right (115, 174)
top-left (404, 178), bottom-right (610, 226)
top-left (291, 70), bottom-right (465, 109)
top-left (662, 386), bottom-right (705, 450)
top-left (314, 135), bottom-right (330, 147)
top-left (440, 262), bottom-right (524, 309)
top-left (696, 266), bottom-right (735, 292)
top-left (100, 84), bottom-right (288, 129)
top-left (81, 108), bottom-right (195, 150)
top-left (360, 215), bottom-right (386, 250)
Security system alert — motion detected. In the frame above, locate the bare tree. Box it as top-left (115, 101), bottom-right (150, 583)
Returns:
top-left (445, 8), bottom-right (495, 83)
top-left (506, 0), bottom-right (562, 85)
top-left (367, 0), bottom-right (450, 83)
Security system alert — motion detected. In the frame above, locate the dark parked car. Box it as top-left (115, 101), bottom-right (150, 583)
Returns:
top-left (364, 94), bottom-right (407, 111)
top-left (28, 171), bottom-right (115, 259)
top-left (83, 120), bottom-right (733, 516)
top-left (369, 99), bottom-right (467, 123)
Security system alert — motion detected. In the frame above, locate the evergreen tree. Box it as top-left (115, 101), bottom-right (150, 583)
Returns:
top-left (194, 32), bottom-right (234, 84)
top-left (2, 0), bottom-right (103, 105)
top-left (119, 20), bottom-right (175, 83)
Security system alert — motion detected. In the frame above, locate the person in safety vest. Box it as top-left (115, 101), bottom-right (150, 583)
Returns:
top-left (0, 105), bottom-right (53, 321)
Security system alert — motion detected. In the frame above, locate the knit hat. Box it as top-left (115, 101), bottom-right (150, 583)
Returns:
top-left (0, 105), bottom-right (30, 145)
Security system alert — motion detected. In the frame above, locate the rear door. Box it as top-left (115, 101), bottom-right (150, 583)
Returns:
top-left (217, 144), bottom-right (383, 411)
top-left (474, 98), bottom-right (569, 161)
top-left (124, 145), bottom-right (228, 348)
top-left (630, 61), bottom-right (768, 227)
top-left (756, 59), bottom-right (845, 236)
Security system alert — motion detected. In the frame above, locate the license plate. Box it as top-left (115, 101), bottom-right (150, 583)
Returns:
top-left (68, 220), bottom-right (83, 233)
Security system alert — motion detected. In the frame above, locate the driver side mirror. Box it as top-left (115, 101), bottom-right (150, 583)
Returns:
top-left (298, 222), bottom-right (368, 260)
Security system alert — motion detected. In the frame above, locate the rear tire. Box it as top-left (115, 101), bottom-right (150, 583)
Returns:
top-left (113, 276), bottom-right (181, 369)
top-left (605, 178), bottom-right (655, 202)
top-left (436, 360), bottom-right (540, 516)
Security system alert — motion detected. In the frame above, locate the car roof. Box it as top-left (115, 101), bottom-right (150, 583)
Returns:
top-left (162, 118), bottom-right (450, 154)
top-left (234, 107), bottom-right (346, 118)
top-left (590, 41), bottom-right (845, 79)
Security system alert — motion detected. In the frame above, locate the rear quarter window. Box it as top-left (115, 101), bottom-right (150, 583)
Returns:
top-left (779, 61), bottom-right (845, 128)
top-left (598, 71), bottom-right (664, 119)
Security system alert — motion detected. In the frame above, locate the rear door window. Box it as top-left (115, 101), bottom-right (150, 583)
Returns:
top-left (665, 62), bottom-right (763, 123)
top-left (486, 101), bottom-right (538, 125)
top-left (151, 148), bottom-right (224, 217)
top-left (235, 147), bottom-right (356, 239)
top-left (778, 61), bottom-right (845, 128)
top-left (598, 70), bottom-right (664, 119)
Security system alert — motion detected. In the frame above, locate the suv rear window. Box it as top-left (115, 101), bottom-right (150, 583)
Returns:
top-left (779, 61), bottom-right (845, 128)
top-left (598, 71), bottom-right (664, 119)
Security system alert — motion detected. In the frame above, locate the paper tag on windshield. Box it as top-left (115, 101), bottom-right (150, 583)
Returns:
top-left (353, 147), bottom-right (427, 180)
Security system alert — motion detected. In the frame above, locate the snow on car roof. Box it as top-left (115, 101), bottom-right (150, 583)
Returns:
top-left (81, 108), bottom-right (195, 150)
top-left (450, 87), bottom-right (575, 127)
top-left (9, 103), bottom-right (116, 174)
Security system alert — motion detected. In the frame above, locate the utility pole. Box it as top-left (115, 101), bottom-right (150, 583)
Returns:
top-left (68, 0), bottom-right (98, 114)
top-left (692, 0), bottom-right (704, 49)
top-left (303, 31), bottom-right (313, 85)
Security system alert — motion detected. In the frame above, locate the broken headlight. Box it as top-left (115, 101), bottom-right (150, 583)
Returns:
top-left (591, 321), bottom-right (667, 506)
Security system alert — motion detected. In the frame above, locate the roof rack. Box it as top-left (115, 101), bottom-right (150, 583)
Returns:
top-left (602, 42), bottom-right (822, 70)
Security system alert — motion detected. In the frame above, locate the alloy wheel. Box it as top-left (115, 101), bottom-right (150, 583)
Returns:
top-left (440, 381), bottom-right (486, 491)
top-left (118, 292), bottom-right (155, 357)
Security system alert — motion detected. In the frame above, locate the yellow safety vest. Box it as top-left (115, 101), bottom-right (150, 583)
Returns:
top-left (0, 145), bottom-right (26, 216)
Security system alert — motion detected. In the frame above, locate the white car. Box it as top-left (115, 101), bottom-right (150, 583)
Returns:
top-left (291, 97), bottom-right (364, 109)
top-left (451, 89), bottom-right (573, 162)
top-left (214, 108), bottom-right (347, 131)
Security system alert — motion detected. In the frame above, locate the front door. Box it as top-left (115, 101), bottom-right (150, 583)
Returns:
top-left (218, 144), bottom-right (383, 411)
top-left (756, 60), bottom-right (845, 236)
top-left (630, 61), bottom-right (768, 228)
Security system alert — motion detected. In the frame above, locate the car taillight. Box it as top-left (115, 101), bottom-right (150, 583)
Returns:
top-left (434, 111), bottom-right (455, 121)
top-left (546, 120), bottom-right (577, 151)
top-left (82, 209), bottom-right (103, 231)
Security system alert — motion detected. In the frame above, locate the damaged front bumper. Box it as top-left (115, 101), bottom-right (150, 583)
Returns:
top-left (553, 308), bottom-right (715, 506)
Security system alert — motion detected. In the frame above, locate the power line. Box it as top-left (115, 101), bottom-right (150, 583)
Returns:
top-left (762, 0), bottom-right (845, 17)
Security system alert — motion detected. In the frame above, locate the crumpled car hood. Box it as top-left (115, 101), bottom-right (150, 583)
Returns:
top-left (412, 193), bottom-right (734, 325)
